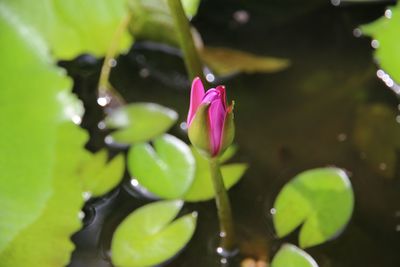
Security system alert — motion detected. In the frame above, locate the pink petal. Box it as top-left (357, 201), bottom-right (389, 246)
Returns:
top-left (202, 88), bottom-right (219, 103)
top-left (187, 77), bottom-right (205, 125)
top-left (208, 98), bottom-right (226, 156)
top-left (215, 85), bottom-right (227, 109)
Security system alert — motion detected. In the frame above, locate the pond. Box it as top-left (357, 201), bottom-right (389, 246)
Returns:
top-left (68, 1), bottom-right (400, 266)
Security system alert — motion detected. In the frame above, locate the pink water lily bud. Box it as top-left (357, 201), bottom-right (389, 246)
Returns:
top-left (187, 77), bottom-right (235, 157)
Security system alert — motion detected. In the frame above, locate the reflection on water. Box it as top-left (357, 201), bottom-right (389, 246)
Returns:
top-left (68, 1), bottom-right (400, 267)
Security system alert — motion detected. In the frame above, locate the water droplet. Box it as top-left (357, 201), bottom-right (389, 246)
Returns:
top-left (130, 179), bottom-right (139, 187)
top-left (379, 163), bottom-right (387, 171)
top-left (331, 0), bottom-right (340, 6)
top-left (385, 9), bottom-right (392, 19)
top-left (180, 121), bottom-right (187, 131)
top-left (396, 116), bottom-right (400, 124)
top-left (206, 73), bottom-right (215, 83)
top-left (82, 191), bottom-right (92, 201)
top-left (97, 97), bottom-right (109, 107)
top-left (377, 69), bottom-right (385, 78)
top-left (78, 211), bottom-right (85, 220)
top-left (139, 68), bottom-right (150, 78)
top-left (72, 115), bottom-right (82, 125)
top-left (220, 258), bottom-right (228, 264)
top-left (104, 135), bottom-right (114, 145)
top-left (233, 10), bottom-right (250, 24)
top-left (353, 28), bottom-right (362, 38)
top-left (337, 133), bottom-right (347, 142)
top-left (108, 58), bottom-right (117, 67)
top-left (371, 39), bottom-right (379, 49)
top-left (270, 208), bottom-right (276, 215)
top-left (98, 121), bottom-right (106, 130)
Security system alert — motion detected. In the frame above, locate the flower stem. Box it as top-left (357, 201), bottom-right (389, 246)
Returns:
top-left (166, 0), bottom-right (205, 82)
top-left (209, 157), bottom-right (236, 254)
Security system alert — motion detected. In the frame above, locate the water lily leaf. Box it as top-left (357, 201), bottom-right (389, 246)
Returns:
top-left (361, 4), bottom-right (400, 83)
top-left (127, 134), bottom-right (195, 199)
top-left (199, 47), bottom-right (290, 77)
top-left (105, 103), bottom-right (178, 145)
top-left (273, 168), bottom-right (354, 248)
top-left (183, 147), bottom-right (248, 202)
top-left (80, 149), bottom-right (125, 197)
top-left (0, 8), bottom-right (74, 254)
top-left (1, 0), bottom-right (132, 60)
top-left (0, 0), bottom-right (134, 265)
top-left (111, 200), bottom-right (197, 267)
top-left (0, 122), bottom-right (89, 267)
top-left (271, 244), bottom-right (318, 267)
top-left (128, 0), bottom-right (200, 45)
top-left (353, 104), bottom-right (400, 178)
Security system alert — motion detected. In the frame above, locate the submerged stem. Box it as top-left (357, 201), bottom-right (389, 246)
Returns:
top-left (97, 13), bottom-right (132, 108)
top-left (166, 0), bottom-right (205, 82)
top-left (209, 157), bottom-right (236, 254)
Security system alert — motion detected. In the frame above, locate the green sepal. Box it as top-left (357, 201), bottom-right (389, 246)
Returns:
top-left (218, 103), bottom-right (235, 157)
top-left (188, 103), bottom-right (212, 156)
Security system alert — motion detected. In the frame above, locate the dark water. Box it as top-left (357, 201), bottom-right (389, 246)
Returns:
top-left (68, 1), bottom-right (400, 266)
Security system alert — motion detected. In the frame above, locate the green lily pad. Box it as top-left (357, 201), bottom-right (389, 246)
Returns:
top-left (127, 134), bottom-right (195, 199)
top-left (361, 4), bottom-right (400, 83)
top-left (0, 0), bottom-right (133, 264)
top-left (105, 103), bottom-right (178, 145)
top-left (271, 244), bottom-right (318, 267)
top-left (1, 0), bottom-right (132, 60)
top-left (183, 147), bottom-right (248, 202)
top-left (199, 46), bottom-right (290, 77)
top-left (273, 167), bottom-right (354, 248)
top-left (79, 149), bottom-right (125, 197)
top-left (111, 200), bottom-right (197, 267)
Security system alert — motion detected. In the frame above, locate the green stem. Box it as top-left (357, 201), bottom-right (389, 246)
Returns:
top-left (166, 0), bottom-right (205, 82)
top-left (97, 13), bottom-right (132, 108)
top-left (209, 157), bottom-right (236, 253)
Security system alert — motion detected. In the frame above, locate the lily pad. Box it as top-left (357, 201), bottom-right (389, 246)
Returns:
top-left (273, 167), bottom-right (354, 248)
top-left (79, 149), bottom-right (125, 197)
top-left (0, 0), bottom-right (133, 264)
top-left (361, 4), bottom-right (400, 83)
top-left (271, 244), bottom-right (318, 267)
top-left (127, 134), bottom-right (195, 199)
top-left (1, 0), bottom-right (132, 60)
top-left (111, 200), bottom-right (197, 267)
top-left (183, 147), bottom-right (248, 202)
top-left (199, 46), bottom-right (290, 77)
top-left (105, 103), bottom-right (178, 145)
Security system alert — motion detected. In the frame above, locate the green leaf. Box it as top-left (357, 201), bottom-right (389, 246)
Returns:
top-left (273, 167), bottom-right (354, 248)
top-left (361, 4), bottom-right (400, 83)
top-left (105, 103), bottom-right (178, 145)
top-left (199, 46), bottom-right (290, 77)
top-left (80, 150), bottom-right (125, 197)
top-left (183, 147), bottom-right (248, 202)
top-left (0, 0), bottom-right (134, 265)
top-left (353, 104), bottom-right (400, 179)
top-left (271, 244), bottom-right (318, 267)
top-left (111, 200), bottom-right (197, 267)
top-left (128, 0), bottom-right (200, 45)
top-left (0, 8), bottom-right (72, 254)
top-left (1, 0), bottom-right (132, 60)
top-left (127, 134), bottom-right (195, 199)
top-left (0, 123), bottom-right (89, 266)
